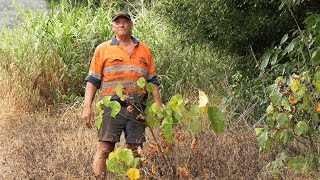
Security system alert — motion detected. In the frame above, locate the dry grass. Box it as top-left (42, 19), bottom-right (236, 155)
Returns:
top-left (141, 122), bottom-right (266, 180)
top-left (0, 97), bottom-right (319, 179)
top-left (0, 100), bottom-right (97, 179)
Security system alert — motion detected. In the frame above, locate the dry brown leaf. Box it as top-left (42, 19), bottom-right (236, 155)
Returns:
top-left (137, 146), bottom-right (142, 156)
top-left (127, 105), bottom-right (134, 113)
top-left (149, 143), bottom-right (160, 154)
top-left (151, 164), bottom-right (157, 174)
top-left (288, 95), bottom-right (298, 104)
top-left (291, 73), bottom-right (300, 79)
top-left (176, 165), bottom-right (189, 178)
top-left (173, 132), bottom-right (185, 141)
top-left (315, 102), bottom-right (320, 112)
top-left (191, 137), bottom-right (199, 149)
top-left (202, 167), bottom-right (209, 179)
top-left (136, 113), bottom-right (146, 121)
top-left (197, 151), bottom-right (204, 160)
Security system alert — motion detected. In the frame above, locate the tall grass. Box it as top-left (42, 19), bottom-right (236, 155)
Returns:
top-left (0, 0), bottom-right (235, 109)
top-left (0, 1), bottom-right (113, 107)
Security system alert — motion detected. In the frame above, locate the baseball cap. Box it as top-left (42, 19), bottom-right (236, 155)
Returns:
top-left (112, 11), bottom-right (131, 21)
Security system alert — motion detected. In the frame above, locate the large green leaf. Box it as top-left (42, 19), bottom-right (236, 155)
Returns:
top-left (279, 129), bottom-right (293, 144)
top-left (151, 103), bottom-right (158, 113)
top-left (257, 131), bottom-right (269, 151)
top-left (115, 82), bottom-right (127, 101)
top-left (275, 113), bottom-right (289, 126)
top-left (145, 105), bottom-right (158, 127)
top-left (106, 158), bottom-right (125, 174)
top-left (297, 85), bottom-right (306, 98)
top-left (130, 157), bottom-right (140, 168)
top-left (146, 82), bottom-right (153, 93)
top-left (102, 96), bottom-right (112, 105)
top-left (270, 91), bottom-right (282, 108)
top-left (167, 94), bottom-right (184, 113)
top-left (207, 107), bottom-right (225, 134)
top-left (255, 128), bottom-right (265, 136)
top-left (260, 50), bottom-right (273, 71)
top-left (161, 116), bottom-right (173, 142)
top-left (95, 114), bottom-right (103, 129)
top-left (280, 34), bottom-right (288, 45)
top-left (312, 72), bottom-right (320, 92)
top-left (95, 101), bottom-right (103, 129)
top-left (283, 39), bottom-right (296, 55)
top-left (190, 119), bottom-right (201, 135)
top-left (137, 77), bottom-right (146, 89)
top-left (290, 79), bottom-right (301, 92)
top-left (114, 147), bottom-right (134, 166)
top-left (295, 121), bottom-right (309, 136)
top-left (108, 101), bottom-right (121, 118)
top-left (266, 115), bottom-right (275, 127)
top-left (281, 99), bottom-right (291, 111)
top-left (101, 96), bottom-right (121, 118)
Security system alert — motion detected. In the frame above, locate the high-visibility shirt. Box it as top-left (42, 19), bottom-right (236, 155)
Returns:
top-left (85, 36), bottom-right (160, 102)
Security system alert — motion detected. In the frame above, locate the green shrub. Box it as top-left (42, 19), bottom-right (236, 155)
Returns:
top-left (256, 13), bottom-right (320, 175)
top-left (157, 0), bottom-right (320, 55)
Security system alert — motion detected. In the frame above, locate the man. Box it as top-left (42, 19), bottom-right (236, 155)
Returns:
top-left (82, 11), bottom-right (162, 179)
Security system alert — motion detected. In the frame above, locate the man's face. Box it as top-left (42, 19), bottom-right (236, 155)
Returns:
top-left (111, 17), bottom-right (133, 37)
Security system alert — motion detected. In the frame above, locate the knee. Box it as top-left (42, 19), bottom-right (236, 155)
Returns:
top-left (97, 142), bottom-right (115, 158)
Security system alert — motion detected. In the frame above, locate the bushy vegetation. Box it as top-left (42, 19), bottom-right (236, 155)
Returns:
top-left (158, 0), bottom-right (320, 55)
top-left (1, 0), bottom-right (320, 179)
top-left (256, 11), bottom-right (320, 176)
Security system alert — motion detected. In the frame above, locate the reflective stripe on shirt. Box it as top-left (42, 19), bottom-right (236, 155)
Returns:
top-left (88, 71), bottom-right (102, 80)
top-left (101, 81), bottom-right (137, 89)
top-left (103, 65), bottom-right (147, 76)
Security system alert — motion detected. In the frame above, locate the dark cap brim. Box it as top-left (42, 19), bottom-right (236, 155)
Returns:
top-left (112, 11), bottom-right (131, 21)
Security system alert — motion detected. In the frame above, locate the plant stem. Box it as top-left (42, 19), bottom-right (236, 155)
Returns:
top-left (307, 132), bottom-right (319, 170)
top-left (148, 125), bottom-right (176, 176)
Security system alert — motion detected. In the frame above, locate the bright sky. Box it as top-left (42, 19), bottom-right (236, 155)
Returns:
top-left (0, 0), bottom-right (47, 29)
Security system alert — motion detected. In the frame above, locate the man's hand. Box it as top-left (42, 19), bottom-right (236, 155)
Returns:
top-left (152, 84), bottom-right (163, 108)
top-left (82, 82), bottom-right (98, 128)
top-left (82, 106), bottom-right (94, 128)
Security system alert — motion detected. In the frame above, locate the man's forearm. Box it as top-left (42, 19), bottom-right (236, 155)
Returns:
top-left (84, 82), bottom-right (98, 107)
top-left (151, 84), bottom-right (162, 107)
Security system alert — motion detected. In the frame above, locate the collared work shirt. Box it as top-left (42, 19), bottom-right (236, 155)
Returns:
top-left (85, 36), bottom-right (160, 100)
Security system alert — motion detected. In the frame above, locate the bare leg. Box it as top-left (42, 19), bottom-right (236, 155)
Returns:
top-left (93, 141), bottom-right (115, 179)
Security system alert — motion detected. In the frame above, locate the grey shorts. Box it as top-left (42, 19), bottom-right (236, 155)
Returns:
top-left (98, 105), bottom-right (147, 144)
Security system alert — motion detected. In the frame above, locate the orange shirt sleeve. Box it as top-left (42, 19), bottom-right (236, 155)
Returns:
top-left (146, 46), bottom-right (160, 86)
top-left (85, 43), bottom-right (106, 88)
